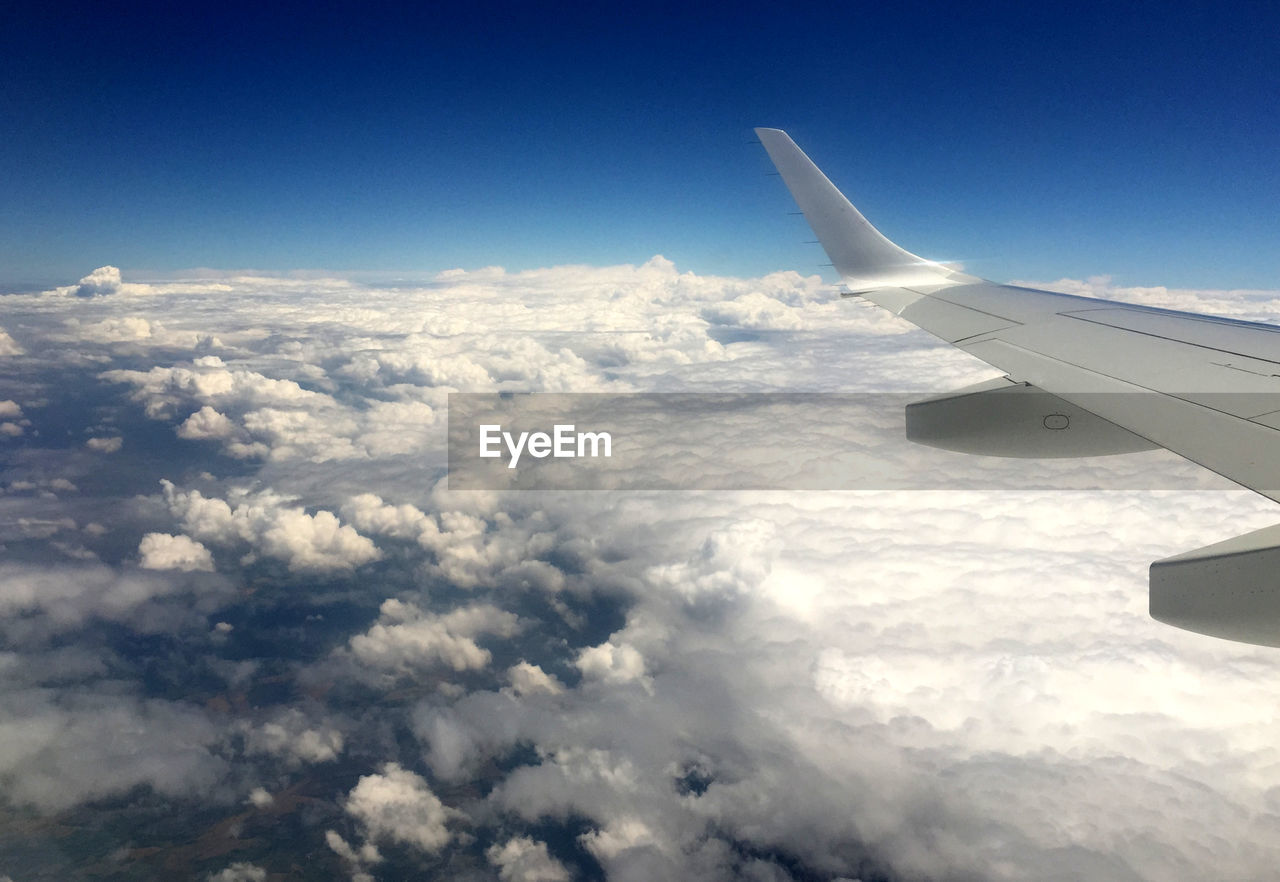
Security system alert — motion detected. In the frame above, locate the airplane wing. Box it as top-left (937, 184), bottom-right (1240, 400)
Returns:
top-left (756, 127), bottom-right (1280, 647)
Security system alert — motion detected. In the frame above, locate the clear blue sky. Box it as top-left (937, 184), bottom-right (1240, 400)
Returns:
top-left (4, 0), bottom-right (1280, 288)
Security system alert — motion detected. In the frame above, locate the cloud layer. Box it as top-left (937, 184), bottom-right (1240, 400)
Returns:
top-left (1, 261), bottom-right (1278, 879)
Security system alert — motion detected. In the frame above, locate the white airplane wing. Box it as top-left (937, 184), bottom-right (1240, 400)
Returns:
top-left (756, 127), bottom-right (1280, 647)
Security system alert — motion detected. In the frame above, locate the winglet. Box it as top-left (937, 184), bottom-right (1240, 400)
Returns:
top-left (755, 128), bottom-right (967, 290)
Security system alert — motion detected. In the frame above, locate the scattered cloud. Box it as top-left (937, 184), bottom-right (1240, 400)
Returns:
top-left (348, 600), bottom-right (520, 674)
top-left (0, 560), bottom-right (229, 634)
top-left (0, 328), bottom-right (22, 355)
top-left (206, 864), bottom-right (267, 882)
top-left (240, 708), bottom-right (345, 766)
top-left (326, 828), bottom-right (383, 875)
top-left (176, 405), bottom-right (236, 440)
top-left (343, 763), bottom-right (464, 853)
top-left (138, 532), bottom-right (215, 571)
top-left (0, 691), bottom-right (226, 812)
top-left (575, 640), bottom-right (649, 689)
top-left (505, 661), bottom-right (564, 697)
top-left (161, 481), bottom-right (381, 572)
top-left (487, 836), bottom-right (571, 882)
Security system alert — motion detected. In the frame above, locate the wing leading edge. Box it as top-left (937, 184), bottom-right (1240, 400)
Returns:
top-left (756, 127), bottom-right (1280, 647)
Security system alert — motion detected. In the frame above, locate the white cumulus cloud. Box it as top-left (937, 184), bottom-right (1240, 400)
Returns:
top-left (0, 327), bottom-right (22, 355)
top-left (138, 533), bottom-right (215, 572)
top-left (487, 836), bottom-right (571, 882)
top-left (240, 708), bottom-right (344, 766)
top-left (71, 265), bottom-right (123, 298)
top-left (348, 599), bottom-right (520, 674)
top-left (506, 661), bottom-right (564, 697)
top-left (206, 863), bottom-right (267, 882)
top-left (161, 481), bottom-right (381, 572)
top-left (176, 405), bottom-right (236, 440)
top-left (344, 762), bottom-right (464, 854)
top-left (85, 436), bottom-right (123, 453)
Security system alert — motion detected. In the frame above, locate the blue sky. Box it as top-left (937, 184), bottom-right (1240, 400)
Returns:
top-left (5, 0), bottom-right (1280, 289)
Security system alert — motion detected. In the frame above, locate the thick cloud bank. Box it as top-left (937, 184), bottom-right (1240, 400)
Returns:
top-left (0, 260), bottom-right (1278, 879)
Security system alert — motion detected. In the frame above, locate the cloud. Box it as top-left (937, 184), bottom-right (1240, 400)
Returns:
top-left (240, 708), bottom-right (345, 766)
top-left (575, 641), bottom-right (649, 689)
top-left (0, 691), bottom-right (226, 812)
top-left (505, 661), bottom-right (564, 697)
top-left (343, 763), bottom-right (464, 853)
top-left (104, 355), bottom-right (325, 419)
top-left (138, 532), bottom-right (215, 571)
top-left (161, 481), bottom-right (381, 572)
top-left (0, 560), bottom-right (229, 634)
top-left (85, 436), bottom-right (123, 452)
top-left (701, 290), bottom-right (807, 330)
top-left (579, 817), bottom-right (660, 862)
top-left (78, 315), bottom-right (154, 340)
top-left (339, 491), bottom-right (582, 592)
top-left (643, 518), bottom-right (777, 605)
top-left (176, 405), bottom-right (236, 440)
top-left (206, 864), bottom-right (267, 882)
top-left (72, 265), bottom-right (123, 298)
top-left (348, 599), bottom-right (520, 674)
top-left (341, 493), bottom-right (440, 545)
top-left (257, 507), bottom-right (381, 571)
top-left (487, 836), bottom-right (571, 882)
top-left (4, 264), bottom-right (1280, 879)
top-left (471, 488), bottom-right (1280, 879)
top-left (104, 356), bottom-right (439, 462)
top-left (0, 327), bottom-right (22, 355)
